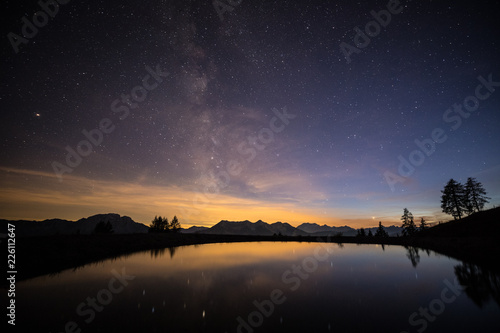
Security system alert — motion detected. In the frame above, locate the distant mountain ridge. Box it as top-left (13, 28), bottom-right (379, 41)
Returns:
top-left (297, 223), bottom-right (357, 236)
top-left (2, 214), bottom-right (403, 237)
top-left (183, 220), bottom-right (402, 237)
top-left (199, 220), bottom-right (308, 236)
top-left (1, 213), bottom-right (149, 236)
top-left (297, 222), bottom-right (402, 237)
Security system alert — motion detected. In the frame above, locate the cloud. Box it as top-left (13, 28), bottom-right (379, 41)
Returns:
top-left (0, 167), bottom-right (339, 227)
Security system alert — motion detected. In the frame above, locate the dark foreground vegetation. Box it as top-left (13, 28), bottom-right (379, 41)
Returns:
top-left (5, 207), bottom-right (500, 286)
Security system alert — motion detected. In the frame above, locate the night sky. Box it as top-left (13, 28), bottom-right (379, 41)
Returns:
top-left (1, 0), bottom-right (499, 228)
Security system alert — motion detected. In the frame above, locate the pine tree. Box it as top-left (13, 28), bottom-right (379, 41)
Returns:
top-left (150, 216), bottom-right (169, 232)
top-left (375, 221), bottom-right (388, 237)
top-left (149, 216), bottom-right (159, 232)
top-left (441, 179), bottom-right (465, 220)
top-left (357, 228), bottom-right (366, 237)
top-left (170, 215), bottom-right (181, 232)
top-left (161, 216), bottom-right (170, 231)
top-left (464, 177), bottom-right (490, 215)
top-left (368, 229), bottom-right (373, 237)
top-left (401, 208), bottom-right (416, 236)
top-left (419, 217), bottom-right (427, 231)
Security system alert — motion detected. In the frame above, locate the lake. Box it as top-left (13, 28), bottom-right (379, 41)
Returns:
top-left (14, 242), bottom-right (500, 332)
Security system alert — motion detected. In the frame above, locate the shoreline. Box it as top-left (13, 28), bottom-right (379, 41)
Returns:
top-left (9, 233), bottom-right (500, 286)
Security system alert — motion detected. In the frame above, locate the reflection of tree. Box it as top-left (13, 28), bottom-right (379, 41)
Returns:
top-left (151, 248), bottom-right (165, 258)
top-left (150, 247), bottom-right (177, 259)
top-left (404, 246), bottom-right (420, 268)
top-left (454, 262), bottom-right (500, 308)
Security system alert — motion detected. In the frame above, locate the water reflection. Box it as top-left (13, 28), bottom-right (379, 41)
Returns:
top-left (403, 246), bottom-right (435, 268)
top-left (455, 262), bottom-right (500, 307)
top-left (15, 242), bottom-right (500, 332)
top-left (150, 247), bottom-right (177, 259)
top-left (404, 246), bottom-right (421, 268)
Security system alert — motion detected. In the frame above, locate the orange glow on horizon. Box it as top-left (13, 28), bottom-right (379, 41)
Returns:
top-left (0, 167), bottom-right (413, 229)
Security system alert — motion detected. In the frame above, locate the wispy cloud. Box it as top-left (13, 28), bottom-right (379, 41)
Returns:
top-left (0, 167), bottom-right (346, 227)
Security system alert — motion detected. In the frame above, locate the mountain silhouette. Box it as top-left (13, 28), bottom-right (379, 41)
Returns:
top-left (1, 213), bottom-right (148, 236)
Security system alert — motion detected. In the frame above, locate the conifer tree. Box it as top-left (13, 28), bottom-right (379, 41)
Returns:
top-left (170, 215), bottom-right (181, 232)
top-left (401, 208), bottom-right (416, 236)
top-left (161, 216), bottom-right (170, 231)
top-left (375, 221), bottom-right (388, 237)
top-left (150, 216), bottom-right (169, 232)
top-left (419, 217), bottom-right (427, 231)
top-left (441, 179), bottom-right (465, 220)
top-left (464, 177), bottom-right (490, 215)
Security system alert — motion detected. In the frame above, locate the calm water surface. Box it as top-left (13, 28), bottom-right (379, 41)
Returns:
top-left (15, 242), bottom-right (500, 332)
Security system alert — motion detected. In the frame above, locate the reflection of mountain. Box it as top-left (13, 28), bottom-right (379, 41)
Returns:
top-left (455, 263), bottom-right (500, 308)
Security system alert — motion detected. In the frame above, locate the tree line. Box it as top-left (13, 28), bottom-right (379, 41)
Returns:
top-left (397, 177), bottom-right (490, 236)
top-left (356, 221), bottom-right (391, 238)
top-left (400, 208), bottom-right (428, 236)
top-left (149, 215), bottom-right (181, 233)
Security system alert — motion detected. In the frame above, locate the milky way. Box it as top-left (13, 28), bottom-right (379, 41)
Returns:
top-left (1, 0), bottom-right (499, 227)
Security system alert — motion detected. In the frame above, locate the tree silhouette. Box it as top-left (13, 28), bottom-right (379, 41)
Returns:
top-left (150, 215), bottom-right (169, 232)
top-left (170, 215), bottom-right (181, 232)
top-left (356, 228), bottom-right (366, 237)
top-left (464, 177), bottom-right (490, 215)
top-left (375, 221), bottom-right (388, 237)
top-left (149, 215), bottom-right (181, 233)
top-left (367, 229), bottom-right (373, 237)
top-left (441, 179), bottom-right (465, 220)
top-left (401, 208), bottom-right (416, 236)
top-left (162, 216), bottom-right (170, 231)
top-left (419, 217), bottom-right (427, 232)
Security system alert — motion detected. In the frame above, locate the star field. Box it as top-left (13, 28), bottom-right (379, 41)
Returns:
top-left (1, 0), bottom-right (499, 227)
